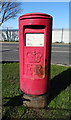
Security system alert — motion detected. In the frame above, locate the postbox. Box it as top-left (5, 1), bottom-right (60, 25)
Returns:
top-left (19, 13), bottom-right (52, 95)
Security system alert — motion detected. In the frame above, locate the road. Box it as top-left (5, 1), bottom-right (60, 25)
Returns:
top-left (1, 42), bottom-right (70, 66)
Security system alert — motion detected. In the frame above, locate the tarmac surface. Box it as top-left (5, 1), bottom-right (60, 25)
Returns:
top-left (1, 42), bottom-right (70, 66)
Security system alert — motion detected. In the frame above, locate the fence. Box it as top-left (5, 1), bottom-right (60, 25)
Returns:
top-left (0, 29), bottom-right (70, 43)
top-left (0, 29), bottom-right (18, 42)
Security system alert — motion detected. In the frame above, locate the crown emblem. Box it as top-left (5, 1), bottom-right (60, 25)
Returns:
top-left (27, 50), bottom-right (42, 63)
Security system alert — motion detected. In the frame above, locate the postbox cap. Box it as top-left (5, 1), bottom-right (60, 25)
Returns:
top-left (19, 12), bottom-right (52, 20)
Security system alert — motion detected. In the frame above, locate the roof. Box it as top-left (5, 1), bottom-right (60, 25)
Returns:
top-left (19, 12), bottom-right (52, 20)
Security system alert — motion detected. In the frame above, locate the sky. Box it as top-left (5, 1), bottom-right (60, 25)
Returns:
top-left (2, 2), bottom-right (69, 29)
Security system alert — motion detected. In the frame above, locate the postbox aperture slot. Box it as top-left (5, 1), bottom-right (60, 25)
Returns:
top-left (24, 25), bottom-right (45, 29)
top-left (25, 33), bottom-right (44, 46)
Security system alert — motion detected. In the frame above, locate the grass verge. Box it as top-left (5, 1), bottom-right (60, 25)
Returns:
top-left (2, 63), bottom-right (71, 120)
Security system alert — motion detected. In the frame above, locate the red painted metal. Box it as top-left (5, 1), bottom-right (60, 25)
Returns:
top-left (19, 13), bottom-right (52, 95)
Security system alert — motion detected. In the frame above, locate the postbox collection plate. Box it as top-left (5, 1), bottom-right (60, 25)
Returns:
top-left (26, 33), bottom-right (44, 46)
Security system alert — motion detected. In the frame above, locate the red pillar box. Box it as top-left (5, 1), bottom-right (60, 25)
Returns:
top-left (19, 13), bottom-right (52, 96)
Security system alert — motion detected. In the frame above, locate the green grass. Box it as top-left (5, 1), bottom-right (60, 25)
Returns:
top-left (2, 63), bottom-right (71, 119)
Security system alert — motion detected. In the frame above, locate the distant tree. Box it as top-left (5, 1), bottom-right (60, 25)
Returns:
top-left (0, 0), bottom-right (22, 25)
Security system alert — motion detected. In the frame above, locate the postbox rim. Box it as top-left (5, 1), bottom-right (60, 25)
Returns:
top-left (19, 12), bottom-right (52, 19)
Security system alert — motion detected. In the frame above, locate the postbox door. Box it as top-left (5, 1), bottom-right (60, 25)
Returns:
top-left (23, 26), bottom-right (45, 80)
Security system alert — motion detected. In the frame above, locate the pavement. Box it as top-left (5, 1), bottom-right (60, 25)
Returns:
top-left (0, 42), bottom-right (70, 66)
